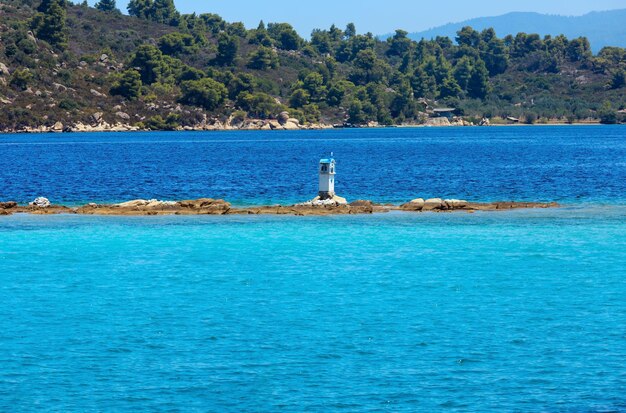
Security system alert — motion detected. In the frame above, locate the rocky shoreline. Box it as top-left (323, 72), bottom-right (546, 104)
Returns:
top-left (0, 197), bottom-right (560, 217)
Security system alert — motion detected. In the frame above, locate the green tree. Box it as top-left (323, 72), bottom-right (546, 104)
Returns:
top-left (302, 72), bottom-right (327, 101)
top-left (236, 92), bottom-right (284, 119)
top-left (180, 78), bottom-right (228, 110)
top-left (610, 69), bottom-right (626, 89)
top-left (387, 29), bottom-right (412, 57)
top-left (267, 23), bottom-right (302, 50)
top-left (110, 69), bottom-right (142, 100)
top-left (95, 0), bottom-right (119, 13)
top-left (151, 0), bottom-right (179, 25)
top-left (127, 0), bottom-right (152, 19)
top-left (158, 33), bottom-right (196, 56)
top-left (439, 75), bottom-right (462, 98)
top-left (467, 60), bottom-right (490, 99)
top-left (411, 66), bottom-right (437, 99)
top-left (483, 37), bottom-right (509, 75)
top-left (289, 88), bottom-right (310, 108)
top-left (349, 49), bottom-right (387, 85)
top-left (598, 101), bottom-right (617, 124)
top-left (130, 44), bottom-right (166, 84)
top-left (344, 22), bottom-right (357, 39)
top-left (31, 0), bottom-right (68, 49)
top-left (247, 46), bottom-right (279, 70)
top-left (567, 37), bottom-right (591, 62)
top-left (215, 33), bottom-right (239, 66)
top-left (456, 26), bottom-right (481, 48)
top-left (453, 56), bottom-right (473, 91)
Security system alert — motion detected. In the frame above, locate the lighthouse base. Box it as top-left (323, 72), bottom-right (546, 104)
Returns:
top-left (318, 191), bottom-right (336, 200)
top-left (297, 194), bottom-right (348, 207)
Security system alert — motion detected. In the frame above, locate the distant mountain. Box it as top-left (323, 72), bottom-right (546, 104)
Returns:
top-left (393, 10), bottom-right (626, 52)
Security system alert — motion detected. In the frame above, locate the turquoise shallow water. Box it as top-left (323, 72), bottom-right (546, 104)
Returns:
top-left (1, 207), bottom-right (625, 412)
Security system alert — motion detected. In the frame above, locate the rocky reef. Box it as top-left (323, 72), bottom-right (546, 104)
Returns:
top-left (0, 197), bottom-right (559, 217)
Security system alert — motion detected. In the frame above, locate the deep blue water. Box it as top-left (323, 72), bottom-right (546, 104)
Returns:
top-left (1, 127), bottom-right (626, 412)
top-left (0, 126), bottom-right (625, 205)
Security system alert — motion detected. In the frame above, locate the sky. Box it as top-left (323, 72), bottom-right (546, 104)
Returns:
top-left (107, 0), bottom-right (626, 36)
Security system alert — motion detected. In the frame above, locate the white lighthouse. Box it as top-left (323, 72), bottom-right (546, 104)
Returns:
top-left (318, 156), bottom-right (336, 200)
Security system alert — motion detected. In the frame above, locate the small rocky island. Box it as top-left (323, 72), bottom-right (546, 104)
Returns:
top-left (0, 197), bottom-right (559, 217)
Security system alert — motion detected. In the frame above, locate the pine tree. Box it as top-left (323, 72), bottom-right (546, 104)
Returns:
top-left (128, 0), bottom-right (152, 19)
top-left (95, 0), bottom-right (118, 13)
top-left (151, 0), bottom-right (180, 26)
top-left (467, 60), bottom-right (490, 99)
top-left (32, 0), bottom-right (68, 49)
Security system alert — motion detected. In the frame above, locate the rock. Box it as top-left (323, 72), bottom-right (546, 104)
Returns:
top-left (50, 121), bottom-right (64, 132)
top-left (283, 120), bottom-right (300, 130)
top-left (116, 199), bottom-right (150, 208)
top-left (52, 82), bottom-right (67, 92)
top-left (0, 210), bottom-right (9, 216)
top-left (444, 199), bottom-right (469, 209)
top-left (115, 111), bottom-right (130, 120)
top-left (27, 31), bottom-right (37, 44)
top-left (401, 198), bottom-right (425, 211)
top-left (349, 200), bottom-right (374, 207)
top-left (0, 96), bottom-right (11, 105)
top-left (90, 89), bottom-right (106, 98)
top-left (0, 201), bottom-right (18, 209)
top-left (425, 117), bottom-right (451, 127)
top-left (479, 117), bottom-right (491, 126)
top-left (422, 198), bottom-right (444, 211)
top-left (99, 54), bottom-right (109, 63)
top-left (29, 197), bottom-right (51, 208)
top-left (297, 194), bottom-right (348, 207)
top-left (91, 112), bottom-right (103, 124)
top-left (277, 111), bottom-right (290, 125)
top-left (0, 62), bottom-right (10, 76)
top-left (268, 120), bottom-right (283, 130)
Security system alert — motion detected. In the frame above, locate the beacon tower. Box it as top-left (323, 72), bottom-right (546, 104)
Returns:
top-left (318, 156), bottom-right (336, 200)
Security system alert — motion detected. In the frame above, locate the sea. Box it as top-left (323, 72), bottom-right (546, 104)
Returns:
top-left (0, 126), bottom-right (625, 412)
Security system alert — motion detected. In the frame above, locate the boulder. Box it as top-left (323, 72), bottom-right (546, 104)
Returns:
top-left (115, 111), bottom-right (130, 120)
top-left (277, 111), bottom-right (290, 125)
top-left (91, 112), bottom-right (103, 124)
top-left (401, 198), bottom-right (425, 211)
top-left (52, 82), bottom-right (67, 92)
top-left (444, 199), bottom-right (469, 209)
top-left (116, 199), bottom-right (150, 208)
top-left (90, 89), bottom-right (106, 98)
top-left (27, 31), bottom-right (37, 44)
top-left (50, 122), bottom-right (64, 132)
top-left (268, 120), bottom-right (283, 130)
top-left (29, 197), bottom-right (51, 208)
top-left (283, 120), bottom-right (300, 130)
top-left (0, 62), bottom-right (10, 76)
top-left (422, 198), bottom-right (444, 211)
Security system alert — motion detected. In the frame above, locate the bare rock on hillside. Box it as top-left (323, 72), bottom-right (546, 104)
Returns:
top-left (0, 62), bottom-right (10, 76)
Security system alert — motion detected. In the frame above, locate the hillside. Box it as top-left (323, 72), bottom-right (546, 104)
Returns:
top-left (399, 10), bottom-right (626, 53)
top-left (0, 0), bottom-right (625, 133)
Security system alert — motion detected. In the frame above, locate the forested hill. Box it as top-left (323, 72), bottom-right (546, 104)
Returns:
top-left (0, 0), bottom-right (625, 132)
top-left (397, 10), bottom-right (626, 53)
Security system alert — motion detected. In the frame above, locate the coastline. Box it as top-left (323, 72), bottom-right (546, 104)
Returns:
top-left (0, 198), bottom-right (560, 217)
top-left (0, 119), bottom-right (610, 135)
